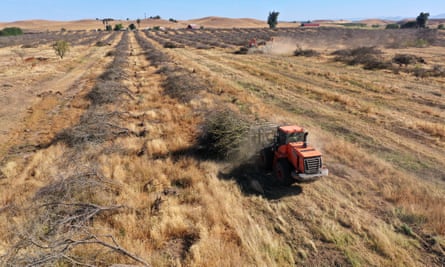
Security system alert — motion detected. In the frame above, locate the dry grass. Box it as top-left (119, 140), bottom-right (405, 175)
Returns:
top-left (1, 28), bottom-right (445, 266)
top-left (414, 121), bottom-right (445, 139)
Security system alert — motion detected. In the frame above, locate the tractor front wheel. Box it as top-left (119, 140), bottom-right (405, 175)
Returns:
top-left (274, 159), bottom-right (293, 185)
top-left (260, 147), bottom-right (273, 170)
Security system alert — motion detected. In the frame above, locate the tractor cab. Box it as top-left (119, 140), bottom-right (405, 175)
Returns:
top-left (259, 124), bottom-right (328, 185)
top-left (276, 125), bottom-right (307, 146)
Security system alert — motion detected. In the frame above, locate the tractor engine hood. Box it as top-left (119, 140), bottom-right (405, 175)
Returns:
top-left (289, 143), bottom-right (322, 158)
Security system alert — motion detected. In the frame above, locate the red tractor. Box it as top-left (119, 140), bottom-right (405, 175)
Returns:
top-left (260, 125), bottom-right (328, 185)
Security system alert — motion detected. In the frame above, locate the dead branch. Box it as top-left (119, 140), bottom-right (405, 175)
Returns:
top-left (71, 234), bottom-right (150, 266)
top-left (40, 202), bottom-right (124, 229)
top-left (25, 233), bottom-right (149, 266)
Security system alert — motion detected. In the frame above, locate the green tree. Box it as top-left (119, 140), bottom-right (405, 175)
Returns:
top-left (129, 23), bottom-right (136, 30)
top-left (136, 18), bottom-right (141, 27)
top-left (0, 27), bottom-right (23, 36)
top-left (385, 23), bottom-right (400, 29)
top-left (401, 21), bottom-right (417, 29)
top-left (114, 24), bottom-right (124, 31)
top-left (416, 12), bottom-right (429, 28)
top-left (105, 25), bottom-right (112, 31)
top-left (52, 40), bottom-right (70, 59)
top-left (267, 11), bottom-right (280, 29)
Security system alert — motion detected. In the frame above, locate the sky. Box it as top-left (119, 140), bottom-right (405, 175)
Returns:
top-left (0, 0), bottom-right (444, 22)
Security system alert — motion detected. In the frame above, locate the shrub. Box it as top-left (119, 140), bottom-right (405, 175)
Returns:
top-left (95, 41), bottom-right (108, 47)
top-left (105, 51), bottom-right (115, 57)
top-left (412, 38), bottom-right (429, 48)
top-left (332, 46), bottom-right (382, 57)
top-left (385, 24), bottom-right (400, 29)
top-left (393, 54), bottom-right (426, 67)
top-left (128, 23), bottom-right (136, 30)
top-left (52, 40), bottom-right (70, 59)
top-left (105, 25), bottom-right (112, 31)
top-left (401, 21), bottom-right (417, 29)
top-left (234, 47), bottom-right (249, 55)
top-left (21, 43), bottom-right (38, 48)
top-left (169, 18), bottom-right (178, 23)
top-left (332, 47), bottom-right (390, 70)
top-left (332, 46), bottom-right (382, 64)
top-left (363, 60), bottom-right (393, 70)
top-left (431, 65), bottom-right (445, 77)
top-left (439, 24), bottom-right (445, 30)
top-left (0, 27), bottom-right (23, 36)
top-left (114, 24), bottom-right (124, 31)
top-left (412, 67), bottom-right (428, 78)
top-left (163, 42), bottom-right (184, 49)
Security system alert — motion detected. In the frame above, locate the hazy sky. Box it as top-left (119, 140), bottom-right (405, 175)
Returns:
top-left (1, 0), bottom-right (444, 22)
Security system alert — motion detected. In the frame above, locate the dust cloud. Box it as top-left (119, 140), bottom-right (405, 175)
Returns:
top-left (260, 37), bottom-right (299, 56)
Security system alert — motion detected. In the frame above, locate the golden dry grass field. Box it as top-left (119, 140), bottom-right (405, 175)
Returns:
top-left (0, 23), bottom-right (444, 266)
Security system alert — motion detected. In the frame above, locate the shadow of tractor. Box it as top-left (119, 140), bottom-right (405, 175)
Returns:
top-left (218, 156), bottom-right (302, 200)
top-left (170, 145), bottom-right (302, 200)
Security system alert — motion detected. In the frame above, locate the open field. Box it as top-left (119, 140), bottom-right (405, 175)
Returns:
top-left (0, 26), bottom-right (444, 266)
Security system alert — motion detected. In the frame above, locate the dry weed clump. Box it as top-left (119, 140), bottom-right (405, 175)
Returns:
top-left (392, 54), bottom-right (426, 67)
top-left (411, 65), bottom-right (445, 78)
top-left (332, 46), bottom-right (391, 70)
top-left (163, 41), bottom-right (185, 49)
top-left (294, 48), bottom-right (320, 57)
top-left (198, 109), bottom-right (251, 160)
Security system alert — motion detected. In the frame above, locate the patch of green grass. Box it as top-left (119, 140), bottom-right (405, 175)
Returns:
top-left (395, 207), bottom-right (427, 226)
top-left (381, 151), bottom-right (430, 174)
top-left (400, 224), bottom-right (414, 237)
top-left (262, 243), bottom-right (294, 266)
top-left (344, 248), bottom-right (365, 267)
top-left (403, 39), bottom-right (429, 48)
top-left (237, 81), bottom-right (261, 93)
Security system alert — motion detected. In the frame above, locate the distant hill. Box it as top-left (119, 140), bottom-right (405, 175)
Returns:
top-left (0, 17), bottom-right (269, 31)
top-left (432, 13), bottom-right (445, 19)
top-left (185, 16), bottom-right (266, 28)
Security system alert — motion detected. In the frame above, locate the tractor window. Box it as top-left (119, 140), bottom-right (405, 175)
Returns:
top-left (278, 131), bottom-right (287, 145)
top-left (287, 132), bottom-right (305, 143)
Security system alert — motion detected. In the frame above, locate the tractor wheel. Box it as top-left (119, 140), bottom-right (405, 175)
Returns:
top-left (260, 147), bottom-right (273, 170)
top-left (274, 159), bottom-right (293, 186)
